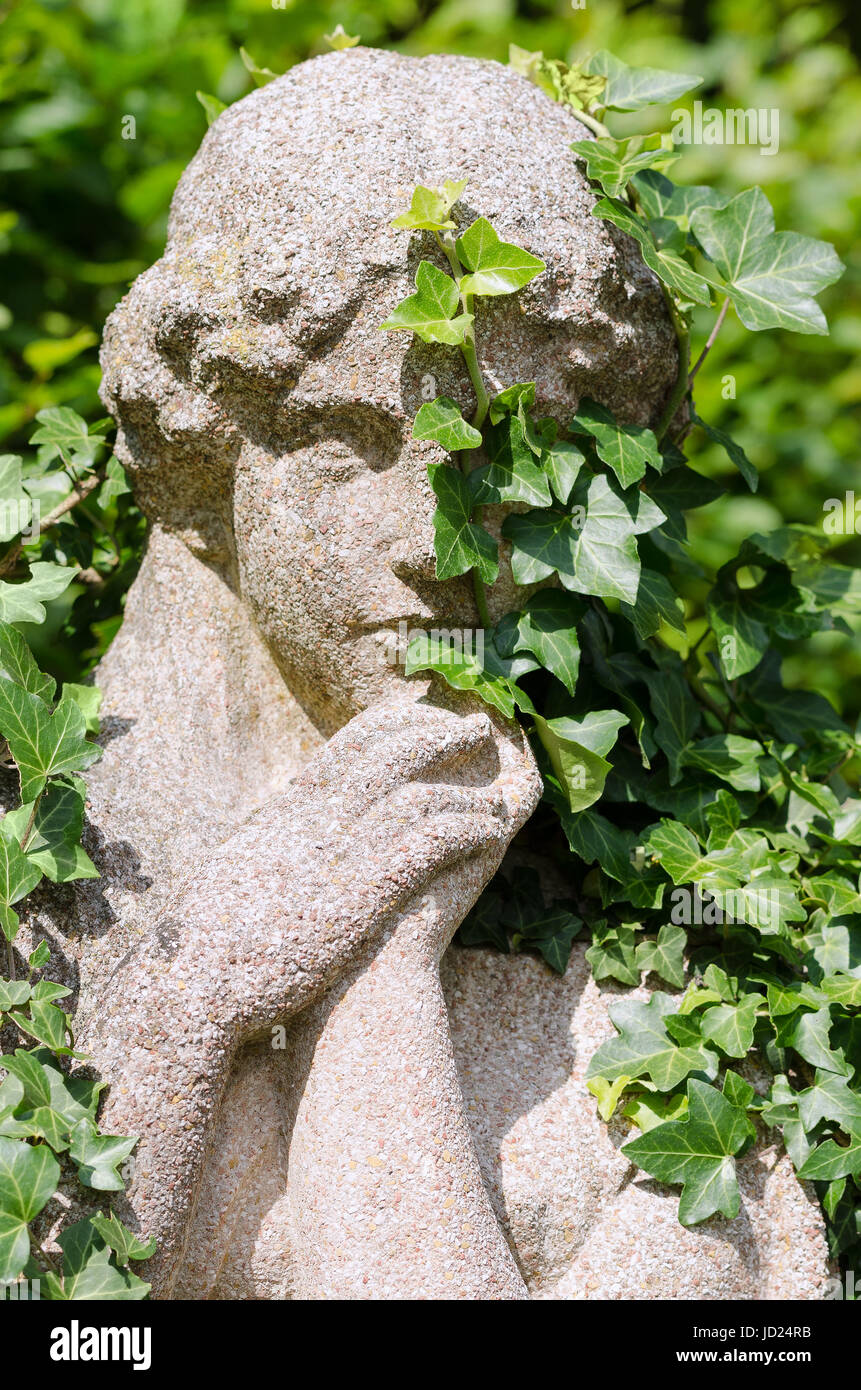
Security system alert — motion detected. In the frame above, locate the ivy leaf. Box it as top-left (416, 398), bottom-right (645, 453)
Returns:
top-left (707, 590), bottom-right (768, 679)
top-left (592, 196), bottom-right (713, 306)
top-left (405, 630), bottom-right (536, 722)
top-left (392, 180), bottom-right (467, 232)
top-left (0, 815), bottom-right (44, 941)
top-left (96, 455), bottom-right (131, 508)
top-left (705, 790), bottom-right (743, 848)
top-left (821, 975), bottom-right (861, 1008)
top-left (645, 820), bottom-right (741, 891)
top-left (623, 1091), bottom-right (690, 1131)
top-left (700, 995), bottom-right (760, 1057)
top-left (0, 1137), bottom-right (59, 1281)
top-left (323, 24), bottom-right (360, 50)
top-left (648, 664), bottom-right (700, 783)
top-left (89, 1212), bottom-right (156, 1265)
top-left (569, 397), bottom-right (662, 488)
top-left (691, 188), bottom-right (844, 335)
top-left (799, 1135), bottom-right (861, 1183)
top-left (588, 1074), bottom-right (633, 1122)
top-left (412, 396), bottom-right (482, 451)
top-left (691, 409), bottom-right (758, 492)
top-left (535, 709), bottom-right (627, 813)
top-left (24, 777), bottom-right (98, 883)
top-left (30, 407), bottom-right (105, 467)
top-left (504, 474), bottom-right (664, 604)
top-left (0, 455), bottom-right (33, 542)
top-left (774, 1006), bottom-right (852, 1076)
top-left (196, 91), bottom-right (226, 125)
top-left (636, 923), bottom-right (687, 988)
top-left (380, 261), bottom-right (473, 345)
top-left (623, 1079), bottom-right (755, 1224)
top-left (0, 561), bottom-right (78, 625)
top-left (48, 1219), bottom-right (150, 1300)
top-left (570, 133), bottom-right (679, 199)
top-left (238, 46), bottom-right (278, 85)
top-left (0, 685), bottom-right (100, 802)
top-left (11, 998), bottom-right (70, 1051)
top-left (68, 1120), bottom-right (137, 1191)
top-left (0, 979), bottom-right (31, 1010)
top-left (541, 438), bottom-right (586, 505)
top-left (585, 50), bottom-right (702, 111)
top-left (586, 921), bottom-right (639, 985)
top-left (0, 621), bottom-right (55, 701)
top-left (632, 170), bottom-right (726, 232)
top-left (493, 590), bottom-right (585, 696)
top-left (621, 567), bottom-right (686, 639)
top-left (427, 462), bottom-right (498, 584)
top-left (586, 993), bottom-right (719, 1089)
top-left (683, 735), bottom-right (763, 793)
top-left (468, 413), bottom-right (552, 506)
top-left (455, 218), bottom-right (545, 297)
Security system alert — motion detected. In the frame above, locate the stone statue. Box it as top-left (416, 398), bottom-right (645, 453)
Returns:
top-left (33, 48), bottom-right (827, 1299)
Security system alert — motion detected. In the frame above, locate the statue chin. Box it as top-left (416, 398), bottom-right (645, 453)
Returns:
top-left (57, 46), bottom-right (832, 1300)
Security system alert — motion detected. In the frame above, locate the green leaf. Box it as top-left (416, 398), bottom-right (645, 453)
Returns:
top-left (570, 133), bottom-right (679, 199)
top-left (621, 567), bottom-right (686, 639)
top-left (196, 91), bottom-right (226, 125)
top-left (96, 454), bottom-right (131, 509)
top-left (0, 561), bottom-right (79, 625)
top-left (648, 664), bottom-right (700, 783)
top-left (586, 921), bottom-right (639, 985)
top-left (49, 1219), bottom-right (150, 1299)
top-left (586, 993), bottom-right (719, 1090)
top-left (455, 218), bottom-right (545, 297)
top-left (69, 1120), bottom-right (137, 1191)
top-left (380, 261), bottom-right (472, 345)
top-left (503, 474), bottom-right (665, 604)
top-left (623, 1079), bottom-right (755, 1224)
top-left (0, 1137), bottom-right (59, 1281)
top-left (238, 47), bottom-right (278, 85)
top-left (469, 414), bottom-right (552, 507)
top-left (459, 886), bottom-right (508, 953)
top-left (412, 396), bottom-right (482, 452)
top-left (623, 1091), bottom-right (690, 1132)
top-left (391, 180), bottom-right (467, 232)
top-left (700, 995), bottom-right (760, 1058)
top-left (405, 630), bottom-right (535, 722)
top-left (61, 682), bottom-right (102, 733)
top-left (541, 438), bottom-right (586, 506)
top-left (707, 590), bottom-right (768, 679)
top-left (587, 1074), bottom-right (633, 1122)
top-left (592, 196), bottom-right (713, 306)
top-left (0, 816), bottom-right (44, 941)
top-left (24, 777), bottom-right (99, 883)
top-left (569, 397), bottom-right (662, 488)
top-left (723, 1070), bottom-right (756, 1110)
top-left (691, 188), bottom-right (844, 335)
top-left (89, 1212), bottom-right (156, 1265)
top-left (632, 171), bottom-right (726, 232)
top-left (0, 456), bottom-right (33, 542)
top-left (427, 462), bottom-right (498, 584)
top-left (636, 923), bottom-right (687, 989)
top-left (535, 709), bottom-right (627, 813)
top-left (0, 686), bottom-right (100, 801)
top-left (821, 975), bottom-right (861, 1008)
top-left (645, 820), bottom-right (741, 891)
top-left (683, 735), bottom-right (762, 793)
top-left (323, 24), bottom-right (360, 50)
top-left (691, 409), bottom-right (758, 492)
top-left (585, 50), bottom-right (702, 111)
top-left (0, 621), bottom-right (55, 701)
top-left (0, 979), bottom-right (31, 1009)
top-left (493, 590), bottom-right (584, 696)
top-left (28, 941), bottom-right (50, 970)
top-left (30, 407), bottom-right (105, 466)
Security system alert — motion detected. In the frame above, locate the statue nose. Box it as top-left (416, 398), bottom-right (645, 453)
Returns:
top-left (387, 534), bottom-right (438, 583)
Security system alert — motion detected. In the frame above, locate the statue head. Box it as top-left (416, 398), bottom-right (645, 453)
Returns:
top-left (100, 47), bottom-right (676, 733)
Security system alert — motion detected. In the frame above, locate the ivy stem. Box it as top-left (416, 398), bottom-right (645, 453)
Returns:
top-left (437, 228), bottom-right (493, 628)
top-left (688, 297), bottom-right (729, 385)
top-left (574, 108), bottom-right (611, 139)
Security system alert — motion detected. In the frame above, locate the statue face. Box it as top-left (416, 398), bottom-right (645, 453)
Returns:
top-left (101, 51), bottom-right (679, 734)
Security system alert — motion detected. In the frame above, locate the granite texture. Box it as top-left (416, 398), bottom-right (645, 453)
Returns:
top-left (13, 47), bottom-right (830, 1298)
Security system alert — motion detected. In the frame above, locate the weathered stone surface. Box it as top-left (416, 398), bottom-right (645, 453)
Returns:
top-left (13, 47), bottom-right (829, 1298)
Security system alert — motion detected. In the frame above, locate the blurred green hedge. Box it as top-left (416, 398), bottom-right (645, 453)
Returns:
top-left (1, 0), bottom-right (859, 707)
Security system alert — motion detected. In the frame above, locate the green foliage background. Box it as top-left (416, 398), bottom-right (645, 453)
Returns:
top-left (1, 0), bottom-right (859, 702)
